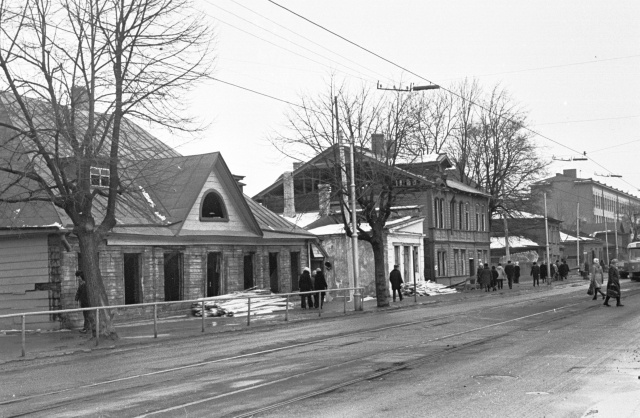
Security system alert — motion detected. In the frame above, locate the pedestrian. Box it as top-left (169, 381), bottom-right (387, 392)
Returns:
top-left (554, 260), bottom-right (561, 281)
top-left (480, 263), bottom-right (492, 292)
top-left (514, 262), bottom-right (521, 284)
top-left (540, 261), bottom-right (548, 284)
top-left (550, 261), bottom-right (558, 282)
top-left (559, 259), bottom-right (569, 281)
top-left (75, 270), bottom-right (91, 333)
top-left (496, 263), bottom-right (506, 290)
top-left (476, 262), bottom-right (484, 288)
top-left (491, 266), bottom-right (498, 291)
top-left (298, 267), bottom-right (314, 309)
top-left (504, 260), bottom-right (515, 289)
top-left (603, 259), bottom-right (623, 307)
top-left (590, 258), bottom-right (606, 300)
top-left (583, 261), bottom-right (590, 280)
top-left (313, 268), bottom-right (328, 308)
top-left (389, 264), bottom-right (404, 302)
top-left (530, 261), bottom-right (540, 286)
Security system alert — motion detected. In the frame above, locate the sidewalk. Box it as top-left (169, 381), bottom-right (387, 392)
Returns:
top-left (0, 275), bottom-right (588, 364)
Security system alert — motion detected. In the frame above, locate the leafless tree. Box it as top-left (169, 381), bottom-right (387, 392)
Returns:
top-left (0, 0), bottom-right (214, 338)
top-left (272, 80), bottom-right (421, 307)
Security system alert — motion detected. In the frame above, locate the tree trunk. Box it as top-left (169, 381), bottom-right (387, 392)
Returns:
top-left (76, 230), bottom-right (118, 340)
top-left (371, 238), bottom-right (389, 308)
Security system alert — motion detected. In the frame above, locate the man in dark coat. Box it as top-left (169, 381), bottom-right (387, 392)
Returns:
top-left (514, 262), bottom-right (521, 283)
top-left (530, 262), bottom-right (540, 287)
top-left (479, 263), bottom-right (492, 292)
top-left (313, 268), bottom-right (328, 308)
top-left (559, 260), bottom-right (570, 281)
top-left (504, 260), bottom-right (515, 289)
top-left (389, 265), bottom-right (403, 302)
top-left (75, 270), bottom-right (91, 333)
top-left (540, 262), bottom-right (548, 284)
top-left (491, 266), bottom-right (498, 291)
top-left (604, 259), bottom-right (623, 307)
top-left (298, 268), bottom-right (314, 309)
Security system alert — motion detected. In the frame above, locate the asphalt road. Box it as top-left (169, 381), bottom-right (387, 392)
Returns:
top-left (1, 280), bottom-right (639, 418)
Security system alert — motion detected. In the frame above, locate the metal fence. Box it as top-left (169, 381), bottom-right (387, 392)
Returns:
top-left (0, 287), bottom-right (365, 357)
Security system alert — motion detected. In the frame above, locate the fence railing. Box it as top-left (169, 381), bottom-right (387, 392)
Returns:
top-left (0, 287), bottom-right (365, 357)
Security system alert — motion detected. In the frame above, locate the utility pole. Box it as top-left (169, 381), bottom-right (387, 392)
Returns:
top-left (615, 196), bottom-right (619, 260)
top-left (544, 193), bottom-right (551, 269)
top-left (602, 190), bottom-right (609, 265)
top-left (349, 134), bottom-right (361, 311)
top-left (576, 202), bottom-right (580, 272)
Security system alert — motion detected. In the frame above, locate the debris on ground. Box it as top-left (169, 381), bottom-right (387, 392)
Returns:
top-left (191, 288), bottom-right (296, 317)
top-left (401, 281), bottom-right (458, 296)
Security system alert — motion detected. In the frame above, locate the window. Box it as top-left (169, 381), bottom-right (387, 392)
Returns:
top-left (459, 202), bottom-right (464, 229)
top-left (481, 205), bottom-right (486, 231)
top-left (465, 203), bottom-right (470, 230)
top-left (394, 246), bottom-right (401, 267)
top-left (475, 204), bottom-right (480, 231)
top-left (450, 201), bottom-right (456, 230)
top-left (461, 250), bottom-right (467, 275)
top-left (200, 190), bottom-right (228, 221)
top-left (453, 249), bottom-right (459, 275)
top-left (437, 250), bottom-right (447, 277)
top-left (90, 167), bottom-right (109, 187)
top-left (434, 198), bottom-right (444, 228)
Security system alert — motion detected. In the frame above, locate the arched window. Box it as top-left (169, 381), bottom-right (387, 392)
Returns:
top-left (200, 190), bottom-right (228, 221)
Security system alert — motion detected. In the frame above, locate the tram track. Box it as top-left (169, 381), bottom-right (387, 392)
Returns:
top-left (3, 285), bottom-right (637, 417)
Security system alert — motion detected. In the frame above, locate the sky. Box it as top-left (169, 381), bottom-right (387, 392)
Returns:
top-left (150, 0), bottom-right (640, 199)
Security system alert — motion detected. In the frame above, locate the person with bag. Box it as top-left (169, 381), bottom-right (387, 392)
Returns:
top-left (603, 259), bottom-right (623, 307)
top-left (589, 258), bottom-right (606, 300)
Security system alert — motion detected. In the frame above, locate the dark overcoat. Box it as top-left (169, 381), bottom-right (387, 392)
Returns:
top-left (389, 269), bottom-right (403, 289)
top-left (606, 265), bottom-right (621, 298)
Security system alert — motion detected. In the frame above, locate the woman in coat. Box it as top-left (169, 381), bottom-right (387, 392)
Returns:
top-left (540, 262), bottom-right (548, 284)
top-left (604, 259), bottom-right (623, 307)
top-left (514, 262), bottom-right (521, 284)
top-left (590, 258), bottom-right (606, 300)
top-left (299, 268), bottom-right (314, 309)
top-left (480, 263), bottom-right (493, 292)
top-left (313, 268), bottom-right (328, 308)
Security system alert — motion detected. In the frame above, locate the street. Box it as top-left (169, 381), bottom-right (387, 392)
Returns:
top-left (1, 280), bottom-right (639, 418)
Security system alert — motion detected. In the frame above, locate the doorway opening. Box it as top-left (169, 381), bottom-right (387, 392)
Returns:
top-left (124, 253), bottom-right (142, 304)
top-left (269, 253), bottom-right (279, 293)
top-left (290, 252), bottom-right (300, 292)
top-left (164, 252), bottom-right (183, 301)
top-left (243, 254), bottom-right (254, 290)
top-left (207, 252), bottom-right (222, 297)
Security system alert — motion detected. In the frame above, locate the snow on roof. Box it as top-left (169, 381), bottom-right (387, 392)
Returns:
top-left (307, 216), bottom-right (420, 236)
top-left (560, 232), bottom-right (596, 242)
top-left (445, 179), bottom-right (490, 197)
top-left (490, 236), bottom-right (540, 249)
top-left (280, 212), bottom-right (321, 228)
top-left (590, 230), bottom-right (615, 237)
top-left (491, 210), bottom-right (544, 220)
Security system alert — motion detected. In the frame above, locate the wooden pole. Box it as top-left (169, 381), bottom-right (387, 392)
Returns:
top-left (544, 193), bottom-right (551, 269)
top-left (95, 308), bottom-right (100, 347)
top-left (153, 304), bottom-right (158, 338)
top-left (201, 300), bottom-right (205, 332)
top-left (21, 315), bottom-right (26, 357)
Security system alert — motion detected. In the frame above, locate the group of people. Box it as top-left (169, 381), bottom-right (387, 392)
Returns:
top-left (298, 267), bottom-right (328, 309)
top-left (589, 258), bottom-right (623, 307)
top-left (530, 259), bottom-right (570, 286)
top-left (477, 260), bottom-right (520, 292)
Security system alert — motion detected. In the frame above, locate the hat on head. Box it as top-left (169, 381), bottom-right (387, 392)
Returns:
top-left (593, 258), bottom-right (599, 264)
top-left (303, 267), bottom-right (310, 273)
top-left (393, 264), bottom-right (399, 268)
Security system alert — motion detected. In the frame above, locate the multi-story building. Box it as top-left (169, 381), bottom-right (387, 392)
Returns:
top-left (530, 168), bottom-right (640, 261)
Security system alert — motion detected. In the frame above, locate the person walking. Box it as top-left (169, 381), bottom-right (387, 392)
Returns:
top-left (590, 258), bottom-right (606, 300)
top-left (505, 260), bottom-right (515, 289)
top-left (530, 261), bottom-right (540, 287)
top-left (389, 264), bottom-right (404, 302)
top-left (476, 262), bottom-right (484, 288)
top-left (479, 263), bottom-right (492, 292)
top-left (298, 267), bottom-right (314, 309)
top-left (559, 259), bottom-right (569, 281)
top-left (75, 271), bottom-right (91, 333)
top-left (550, 261), bottom-right (558, 282)
top-left (603, 259), bottom-right (623, 307)
top-left (540, 262), bottom-right (548, 284)
top-left (554, 260), bottom-right (561, 281)
top-left (496, 263), bottom-right (506, 290)
top-left (491, 266), bottom-right (498, 291)
top-left (514, 262), bottom-right (521, 284)
top-left (313, 268), bottom-right (328, 308)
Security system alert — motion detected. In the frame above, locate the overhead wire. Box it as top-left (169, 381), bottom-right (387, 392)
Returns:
top-left (265, 0), bottom-right (640, 193)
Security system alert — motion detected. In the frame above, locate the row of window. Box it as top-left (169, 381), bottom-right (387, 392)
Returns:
top-left (433, 198), bottom-right (487, 231)
top-left (593, 192), bottom-right (630, 215)
top-left (435, 249), bottom-right (489, 277)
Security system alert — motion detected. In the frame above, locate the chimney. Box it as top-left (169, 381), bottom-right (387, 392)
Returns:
top-left (318, 184), bottom-right (331, 217)
top-left (283, 171), bottom-right (295, 218)
top-left (71, 86), bottom-right (89, 111)
top-left (563, 169), bottom-right (577, 178)
top-left (232, 174), bottom-right (246, 193)
top-left (371, 133), bottom-right (384, 157)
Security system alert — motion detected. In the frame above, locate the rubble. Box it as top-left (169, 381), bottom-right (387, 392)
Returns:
top-left (191, 288), bottom-right (296, 317)
top-left (401, 281), bottom-right (458, 296)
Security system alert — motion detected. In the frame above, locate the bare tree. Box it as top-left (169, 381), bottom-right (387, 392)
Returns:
top-left (272, 80), bottom-right (422, 307)
top-left (0, 0), bottom-right (213, 338)
top-left (406, 88), bottom-right (456, 157)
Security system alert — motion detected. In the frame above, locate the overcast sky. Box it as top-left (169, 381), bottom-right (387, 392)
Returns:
top-left (152, 0), bottom-right (640, 198)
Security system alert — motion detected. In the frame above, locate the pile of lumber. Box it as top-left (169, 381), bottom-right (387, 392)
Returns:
top-left (401, 281), bottom-right (458, 297)
top-left (191, 288), bottom-right (295, 317)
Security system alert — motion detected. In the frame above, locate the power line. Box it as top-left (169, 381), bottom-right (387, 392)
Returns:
top-left (266, 0), bottom-right (640, 193)
top-left (534, 114), bottom-right (640, 126)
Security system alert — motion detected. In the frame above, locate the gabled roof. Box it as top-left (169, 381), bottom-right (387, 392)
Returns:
top-left (490, 236), bottom-right (540, 249)
top-left (245, 197), bottom-right (314, 238)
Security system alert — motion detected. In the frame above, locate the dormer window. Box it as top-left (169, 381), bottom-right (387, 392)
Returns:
top-left (200, 190), bottom-right (228, 221)
top-left (90, 167), bottom-right (110, 187)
